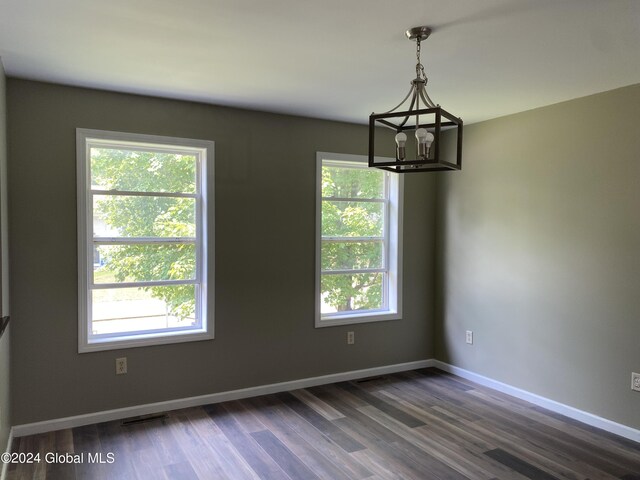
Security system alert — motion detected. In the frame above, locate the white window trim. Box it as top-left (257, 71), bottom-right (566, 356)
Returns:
top-left (315, 152), bottom-right (403, 328)
top-left (76, 129), bottom-right (214, 352)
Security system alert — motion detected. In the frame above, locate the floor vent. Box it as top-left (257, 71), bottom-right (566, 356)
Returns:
top-left (121, 413), bottom-right (168, 426)
top-left (356, 376), bottom-right (385, 383)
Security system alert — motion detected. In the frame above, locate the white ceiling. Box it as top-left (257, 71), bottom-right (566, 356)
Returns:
top-left (1, 0), bottom-right (639, 125)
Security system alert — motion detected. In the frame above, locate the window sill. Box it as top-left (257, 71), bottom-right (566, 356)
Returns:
top-left (79, 328), bottom-right (213, 353)
top-left (315, 310), bottom-right (401, 328)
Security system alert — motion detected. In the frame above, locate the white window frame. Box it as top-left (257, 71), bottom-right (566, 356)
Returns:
top-left (315, 152), bottom-right (403, 327)
top-left (77, 129), bottom-right (213, 352)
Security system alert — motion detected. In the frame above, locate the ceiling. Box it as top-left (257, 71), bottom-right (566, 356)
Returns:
top-left (1, 0), bottom-right (639, 125)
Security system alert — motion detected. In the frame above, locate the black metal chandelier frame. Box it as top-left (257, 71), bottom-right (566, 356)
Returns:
top-left (368, 26), bottom-right (463, 173)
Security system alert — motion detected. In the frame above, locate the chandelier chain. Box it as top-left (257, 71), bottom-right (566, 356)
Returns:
top-left (415, 38), bottom-right (428, 83)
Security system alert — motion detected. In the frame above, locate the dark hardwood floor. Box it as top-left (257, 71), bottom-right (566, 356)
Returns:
top-left (6, 368), bottom-right (640, 479)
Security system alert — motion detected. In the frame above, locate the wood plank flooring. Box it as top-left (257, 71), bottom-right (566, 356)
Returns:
top-left (6, 368), bottom-right (640, 479)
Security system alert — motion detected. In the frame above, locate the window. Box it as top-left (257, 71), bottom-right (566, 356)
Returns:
top-left (77, 129), bottom-right (213, 352)
top-left (316, 152), bottom-right (402, 327)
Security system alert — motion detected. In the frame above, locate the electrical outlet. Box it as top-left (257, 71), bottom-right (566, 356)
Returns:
top-left (465, 330), bottom-right (473, 345)
top-left (632, 372), bottom-right (640, 392)
top-left (347, 331), bottom-right (355, 345)
top-left (116, 357), bottom-right (127, 375)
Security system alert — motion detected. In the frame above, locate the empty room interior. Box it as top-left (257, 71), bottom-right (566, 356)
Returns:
top-left (1, 0), bottom-right (640, 479)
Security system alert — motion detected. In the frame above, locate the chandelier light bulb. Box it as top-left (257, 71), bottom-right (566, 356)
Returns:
top-left (415, 128), bottom-right (434, 158)
top-left (395, 132), bottom-right (407, 161)
top-left (395, 132), bottom-right (407, 146)
top-left (425, 131), bottom-right (435, 147)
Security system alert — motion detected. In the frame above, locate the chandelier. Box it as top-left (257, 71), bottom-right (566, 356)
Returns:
top-left (368, 26), bottom-right (463, 173)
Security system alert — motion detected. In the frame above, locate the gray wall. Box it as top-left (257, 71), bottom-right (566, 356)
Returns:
top-left (7, 79), bottom-right (436, 425)
top-left (0, 59), bottom-right (10, 451)
top-left (437, 83), bottom-right (640, 429)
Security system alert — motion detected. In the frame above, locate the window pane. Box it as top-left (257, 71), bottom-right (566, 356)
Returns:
top-left (92, 285), bottom-right (197, 335)
top-left (94, 244), bottom-right (196, 283)
top-left (320, 273), bottom-right (384, 313)
top-left (322, 166), bottom-right (384, 199)
top-left (322, 201), bottom-right (384, 237)
top-left (91, 148), bottom-right (197, 193)
top-left (94, 195), bottom-right (196, 238)
top-left (321, 241), bottom-right (383, 271)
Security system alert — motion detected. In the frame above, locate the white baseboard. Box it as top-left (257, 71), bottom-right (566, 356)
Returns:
top-left (1, 428), bottom-right (13, 480)
top-left (12, 359), bottom-right (435, 437)
top-left (433, 360), bottom-right (640, 444)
